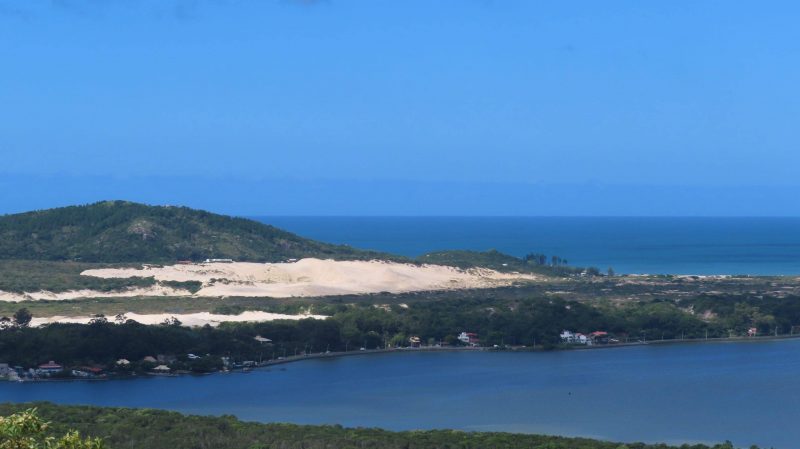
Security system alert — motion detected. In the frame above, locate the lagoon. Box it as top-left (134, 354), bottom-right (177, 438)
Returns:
top-left (3, 340), bottom-right (800, 448)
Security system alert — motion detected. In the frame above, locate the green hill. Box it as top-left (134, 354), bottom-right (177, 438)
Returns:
top-left (0, 201), bottom-right (392, 263)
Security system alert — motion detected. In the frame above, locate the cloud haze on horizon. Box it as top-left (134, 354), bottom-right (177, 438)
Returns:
top-left (1, 1), bottom-right (799, 215)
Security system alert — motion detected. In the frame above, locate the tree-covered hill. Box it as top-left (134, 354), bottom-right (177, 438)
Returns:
top-left (0, 201), bottom-right (393, 263)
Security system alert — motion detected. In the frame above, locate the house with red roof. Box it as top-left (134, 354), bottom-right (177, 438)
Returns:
top-left (36, 361), bottom-right (63, 376)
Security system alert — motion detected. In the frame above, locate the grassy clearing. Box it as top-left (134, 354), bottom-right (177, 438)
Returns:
top-left (0, 260), bottom-right (150, 294)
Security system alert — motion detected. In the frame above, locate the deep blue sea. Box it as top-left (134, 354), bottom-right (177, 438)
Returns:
top-left (258, 217), bottom-right (800, 275)
top-left (4, 340), bottom-right (800, 448)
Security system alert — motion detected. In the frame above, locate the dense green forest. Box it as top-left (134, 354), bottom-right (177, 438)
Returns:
top-left (0, 403), bottom-right (748, 449)
top-left (0, 201), bottom-right (391, 263)
top-left (3, 292), bottom-right (797, 371)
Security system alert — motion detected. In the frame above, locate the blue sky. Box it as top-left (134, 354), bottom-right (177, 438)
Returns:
top-left (1, 1), bottom-right (799, 215)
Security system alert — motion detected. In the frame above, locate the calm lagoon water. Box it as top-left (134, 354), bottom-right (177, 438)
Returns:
top-left (260, 216), bottom-right (800, 275)
top-left (4, 340), bottom-right (800, 448)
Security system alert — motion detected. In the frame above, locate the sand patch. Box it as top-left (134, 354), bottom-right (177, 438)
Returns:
top-left (0, 285), bottom-right (189, 302)
top-left (29, 311), bottom-right (328, 327)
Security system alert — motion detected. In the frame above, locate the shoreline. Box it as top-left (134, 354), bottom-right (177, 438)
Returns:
top-left (9, 333), bottom-right (800, 383)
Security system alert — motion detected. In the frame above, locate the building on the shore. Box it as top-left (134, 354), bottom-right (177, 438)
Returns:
top-left (37, 361), bottom-right (63, 376)
top-left (560, 330), bottom-right (589, 345)
top-left (409, 336), bottom-right (421, 347)
top-left (589, 331), bottom-right (609, 344)
top-left (204, 258), bottom-right (234, 263)
top-left (458, 332), bottom-right (480, 346)
top-left (0, 363), bottom-right (10, 377)
top-left (560, 330), bottom-right (575, 343)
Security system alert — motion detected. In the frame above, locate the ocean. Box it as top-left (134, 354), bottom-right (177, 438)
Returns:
top-left (258, 217), bottom-right (800, 276)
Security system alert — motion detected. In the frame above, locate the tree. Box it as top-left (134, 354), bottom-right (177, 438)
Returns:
top-left (161, 316), bottom-right (182, 326)
top-left (13, 308), bottom-right (32, 328)
top-left (607, 267), bottom-right (615, 277)
top-left (0, 408), bottom-right (104, 449)
top-left (89, 314), bottom-right (108, 326)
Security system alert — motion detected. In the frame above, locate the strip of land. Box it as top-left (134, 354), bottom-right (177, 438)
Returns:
top-left (29, 310), bottom-right (328, 327)
top-left (0, 402), bottom-right (743, 449)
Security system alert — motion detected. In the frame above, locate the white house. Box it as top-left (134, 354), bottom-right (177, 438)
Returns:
top-left (560, 330), bottom-right (589, 345)
top-left (458, 332), bottom-right (479, 346)
top-left (560, 330), bottom-right (575, 343)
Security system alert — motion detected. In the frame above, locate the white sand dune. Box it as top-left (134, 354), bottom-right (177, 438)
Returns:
top-left (29, 311), bottom-right (328, 327)
top-left (80, 258), bottom-right (537, 298)
top-left (0, 258), bottom-right (537, 302)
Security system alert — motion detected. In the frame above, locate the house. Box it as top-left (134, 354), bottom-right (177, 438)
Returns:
top-left (143, 356), bottom-right (157, 363)
top-left (589, 331), bottom-right (609, 344)
top-left (116, 359), bottom-right (131, 366)
top-left (204, 258), bottom-right (234, 263)
top-left (80, 366), bottom-right (104, 375)
top-left (253, 335), bottom-right (272, 344)
top-left (152, 365), bottom-right (171, 372)
top-left (187, 353), bottom-right (201, 360)
top-left (560, 330), bottom-right (575, 343)
top-left (37, 361), bottom-right (63, 376)
top-left (408, 336), bottom-right (421, 347)
top-left (458, 332), bottom-right (480, 346)
top-left (748, 327), bottom-right (758, 337)
top-left (560, 330), bottom-right (589, 345)
top-left (0, 363), bottom-right (10, 377)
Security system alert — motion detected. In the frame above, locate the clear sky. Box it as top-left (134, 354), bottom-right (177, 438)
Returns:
top-left (1, 1), bottom-right (799, 215)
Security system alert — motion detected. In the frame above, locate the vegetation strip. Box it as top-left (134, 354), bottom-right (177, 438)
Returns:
top-left (0, 403), bottom-right (750, 449)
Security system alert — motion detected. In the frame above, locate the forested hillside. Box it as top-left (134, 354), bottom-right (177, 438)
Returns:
top-left (0, 201), bottom-right (390, 263)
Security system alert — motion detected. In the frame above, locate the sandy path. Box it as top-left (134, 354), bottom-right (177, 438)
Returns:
top-left (29, 311), bottom-right (328, 327)
top-left (0, 285), bottom-right (189, 302)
